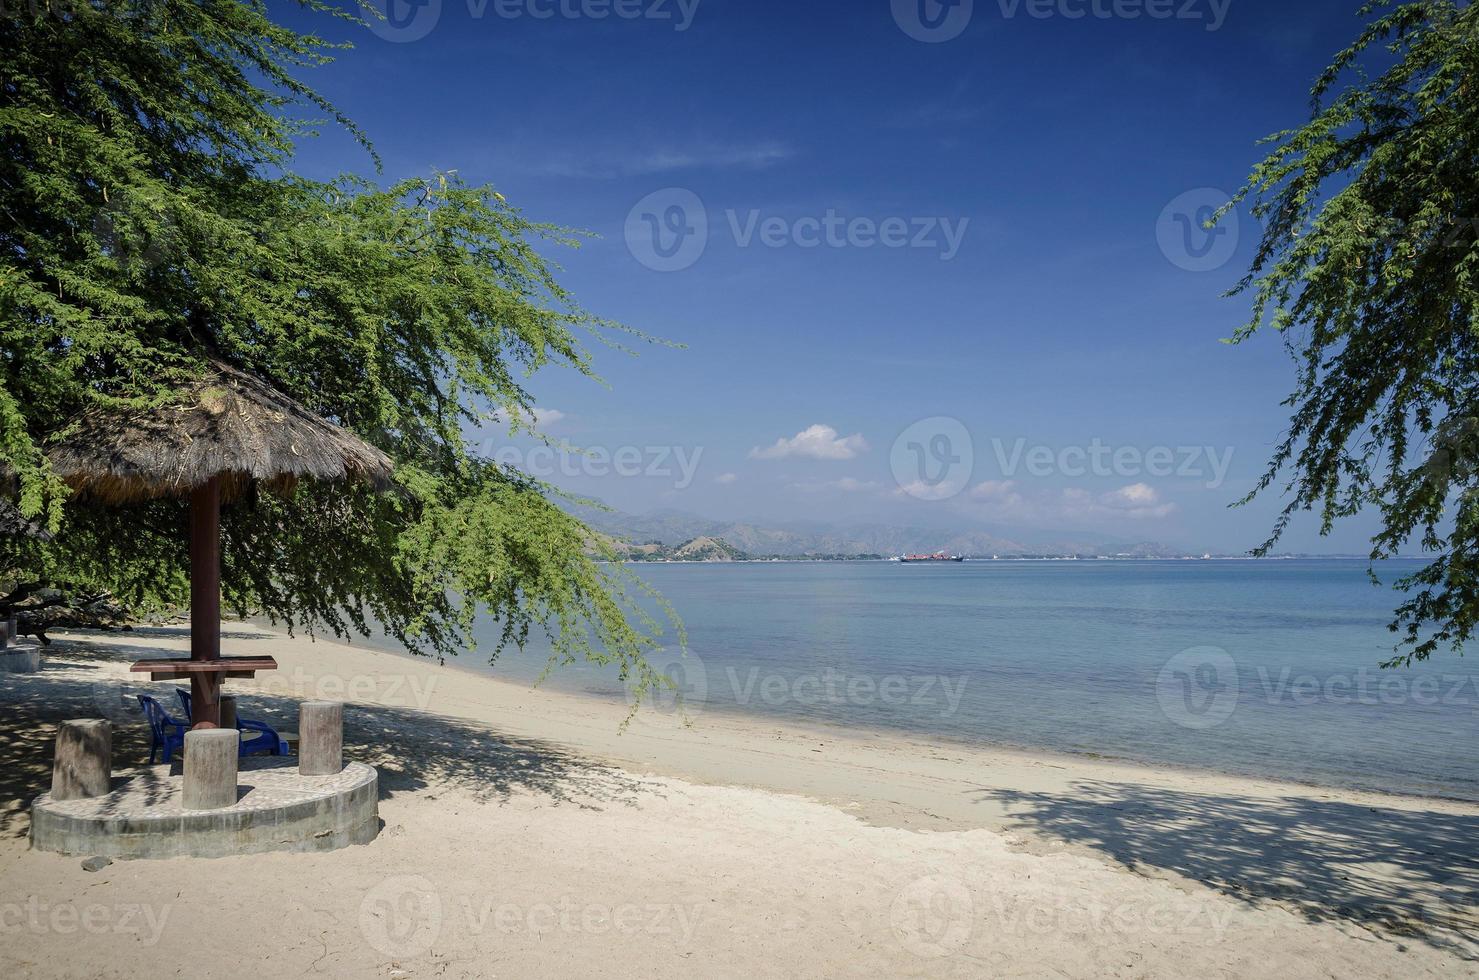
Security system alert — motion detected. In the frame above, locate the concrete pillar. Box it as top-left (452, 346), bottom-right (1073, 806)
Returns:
top-left (51, 720), bottom-right (112, 802)
top-left (219, 695), bottom-right (238, 731)
top-left (0, 646), bottom-right (39, 673)
top-left (181, 728), bottom-right (238, 810)
top-left (0, 618), bottom-right (9, 649)
top-left (299, 701), bottom-right (343, 776)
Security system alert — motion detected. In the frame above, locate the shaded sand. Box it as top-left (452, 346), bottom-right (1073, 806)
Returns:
top-left (1, 624), bottom-right (1475, 978)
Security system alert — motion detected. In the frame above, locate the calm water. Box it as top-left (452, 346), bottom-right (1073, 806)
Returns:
top-left (404, 559), bottom-right (1479, 801)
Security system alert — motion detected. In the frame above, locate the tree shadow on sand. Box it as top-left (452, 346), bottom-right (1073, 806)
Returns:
top-left (978, 780), bottom-right (1479, 954)
top-left (0, 637), bottom-right (658, 840)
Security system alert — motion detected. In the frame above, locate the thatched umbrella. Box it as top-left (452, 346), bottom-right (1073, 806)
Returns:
top-left (47, 360), bottom-right (394, 728)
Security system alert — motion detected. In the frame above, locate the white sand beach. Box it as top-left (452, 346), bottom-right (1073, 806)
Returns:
top-left (1, 624), bottom-right (1475, 978)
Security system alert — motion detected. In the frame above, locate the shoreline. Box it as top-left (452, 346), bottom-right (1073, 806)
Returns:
top-left (3, 621), bottom-right (1476, 975)
top-left (604, 555), bottom-right (1430, 564)
top-left (123, 621), bottom-right (1479, 833)
top-left (312, 620), bottom-right (1479, 810)
top-left (109, 616), bottom-right (1479, 816)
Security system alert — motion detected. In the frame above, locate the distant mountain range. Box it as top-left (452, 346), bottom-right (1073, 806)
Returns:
top-left (570, 503), bottom-right (1195, 559)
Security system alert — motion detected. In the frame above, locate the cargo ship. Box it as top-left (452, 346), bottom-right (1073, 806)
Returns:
top-left (895, 552), bottom-right (965, 563)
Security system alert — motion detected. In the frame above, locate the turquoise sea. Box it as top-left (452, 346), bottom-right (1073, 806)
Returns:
top-left (411, 559), bottom-right (1479, 801)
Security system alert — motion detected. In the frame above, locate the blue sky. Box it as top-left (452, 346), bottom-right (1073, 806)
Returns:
top-left (282, 0), bottom-right (1388, 553)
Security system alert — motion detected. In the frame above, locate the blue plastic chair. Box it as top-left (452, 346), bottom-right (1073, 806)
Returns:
top-left (175, 689), bottom-right (289, 757)
top-left (136, 694), bottom-right (187, 765)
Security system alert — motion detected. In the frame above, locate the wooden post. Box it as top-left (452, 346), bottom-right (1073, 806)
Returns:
top-left (189, 476), bottom-right (222, 729)
top-left (51, 720), bottom-right (112, 802)
top-left (299, 701), bottom-right (344, 776)
top-left (181, 728), bottom-right (238, 810)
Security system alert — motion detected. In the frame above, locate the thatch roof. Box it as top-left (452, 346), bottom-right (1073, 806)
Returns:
top-left (47, 360), bottom-right (395, 504)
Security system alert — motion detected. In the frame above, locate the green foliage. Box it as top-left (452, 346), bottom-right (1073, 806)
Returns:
top-left (1228, 1), bottom-right (1478, 662)
top-left (0, 1), bottom-right (680, 697)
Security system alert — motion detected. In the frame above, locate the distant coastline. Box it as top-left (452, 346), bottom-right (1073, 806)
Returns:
top-left (574, 503), bottom-right (1411, 564)
top-left (599, 534), bottom-right (1422, 564)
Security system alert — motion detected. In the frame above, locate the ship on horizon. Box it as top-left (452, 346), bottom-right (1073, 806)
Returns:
top-left (894, 552), bottom-right (966, 563)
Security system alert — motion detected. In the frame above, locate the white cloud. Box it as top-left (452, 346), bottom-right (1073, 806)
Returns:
top-left (1107, 482), bottom-right (1157, 506)
top-left (487, 406), bottom-right (564, 430)
top-left (949, 480), bottom-right (1176, 524)
top-left (954, 479), bottom-right (1032, 517)
top-left (751, 424), bottom-right (869, 461)
top-left (1062, 483), bottom-right (1176, 520)
top-left (532, 407), bottom-right (565, 428)
top-left (499, 140), bottom-right (792, 179)
top-left (970, 480), bottom-right (1023, 503)
top-left (894, 480), bottom-right (959, 502)
top-left (614, 142), bottom-right (792, 175)
top-left (715, 472), bottom-right (738, 485)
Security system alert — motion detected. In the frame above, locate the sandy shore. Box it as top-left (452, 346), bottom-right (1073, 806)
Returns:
top-left (1, 623), bottom-right (1476, 978)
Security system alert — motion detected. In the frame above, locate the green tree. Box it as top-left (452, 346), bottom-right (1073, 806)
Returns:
top-left (1229, 0), bottom-right (1478, 663)
top-left (0, 1), bottom-right (677, 694)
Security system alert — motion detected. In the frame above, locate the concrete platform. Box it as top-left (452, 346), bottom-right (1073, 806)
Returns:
top-left (0, 642), bottom-right (40, 673)
top-left (30, 758), bottom-right (379, 859)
